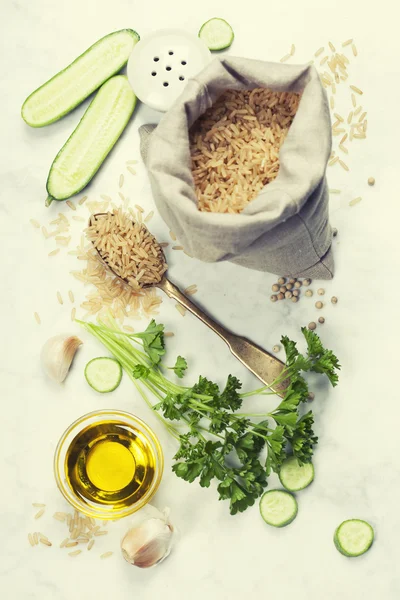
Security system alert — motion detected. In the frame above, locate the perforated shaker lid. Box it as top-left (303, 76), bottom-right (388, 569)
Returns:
top-left (127, 29), bottom-right (211, 112)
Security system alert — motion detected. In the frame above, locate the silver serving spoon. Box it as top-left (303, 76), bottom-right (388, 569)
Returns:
top-left (91, 214), bottom-right (286, 394)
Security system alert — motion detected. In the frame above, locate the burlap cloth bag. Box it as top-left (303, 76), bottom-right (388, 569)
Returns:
top-left (139, 56), bottom-right (334, 279)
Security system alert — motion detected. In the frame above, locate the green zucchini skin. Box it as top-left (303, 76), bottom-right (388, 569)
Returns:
top-left (22, 29), bottom-right (139, 127)
top-left (46, 75), bottom-right (137, 202)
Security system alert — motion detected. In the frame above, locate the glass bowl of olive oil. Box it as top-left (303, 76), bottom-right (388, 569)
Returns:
top-left (54, 410), bottom-right (164, 520)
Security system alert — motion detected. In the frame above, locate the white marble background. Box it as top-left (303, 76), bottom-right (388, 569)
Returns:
top-left (1, 0), bottom-right (400, 598)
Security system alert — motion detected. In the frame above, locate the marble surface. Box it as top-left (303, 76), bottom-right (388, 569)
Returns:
top-left (2, 0), bottom-right (400, 598)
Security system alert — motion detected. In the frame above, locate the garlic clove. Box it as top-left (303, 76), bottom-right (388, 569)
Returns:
top-left (41, 334), bottom-right (82, 383)
top-left (121, 509), bottom-right (174, 569)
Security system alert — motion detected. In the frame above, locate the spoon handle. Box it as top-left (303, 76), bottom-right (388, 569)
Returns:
top-left (159, 278), bottom-right (286, 394)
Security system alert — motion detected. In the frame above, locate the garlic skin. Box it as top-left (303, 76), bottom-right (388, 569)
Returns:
top-left (41, 335), bottom-right (82, 383)
top-left (121, 507), bottom-right (174, 568)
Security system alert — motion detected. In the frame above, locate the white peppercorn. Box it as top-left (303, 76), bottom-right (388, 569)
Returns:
top-left (305, 289), bottom-right (313, 297)
top-left (315, 301), bottom-right (323, 309)
top-left (308, 392), bottom-right (315, 401)
top-left (289, 278), bottom-right (296, 284)
top-left (308, 322), bottom-right (317, 330)
top-left (270, 295), bottom-right (278, 302)
top-left (332, 228), bottom-right (338, 237)
top-left (294, 281), bottom-right (302, 288)
top-left (277, 292), bottom-right (285, 300)
top-left (280, 286), bottom-right (287, 294)
top-left (272, 284), bottom-right (280, 292)
top-left (317, 288), bottom-right (325, 296)
top-left (331, 296), bottom-right (338, 304)
top-left (292, 289), bottom-right (300, 297)
top-left (273, 345), bottom-right (281, 353)
top-left (285, 291), bottom-right (293, 299)
top-left (291, 296), bottom-right (298, 303)
top-left (302, 279), bottom-right (311, 286)
top-left (368, 177), bottom-right (375, 186)
top-left (318, 316), bottom-right (325, 324)
top-left (286, 283), bottom-right (293, 290)
top-left (278, 277), bottom-right (286, 285)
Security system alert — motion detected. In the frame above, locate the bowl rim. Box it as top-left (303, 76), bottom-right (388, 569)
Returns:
top-left (54, 409), bottom-right (164, 520)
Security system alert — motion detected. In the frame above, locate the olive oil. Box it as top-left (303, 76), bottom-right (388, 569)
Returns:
top-left (65, 419), bottom-right (156, 511)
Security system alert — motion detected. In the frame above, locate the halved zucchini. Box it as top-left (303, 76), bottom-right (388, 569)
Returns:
top-left (22, 29), bottom-right (139, 127)
top-left (46, 75), bottom-right (136, 203)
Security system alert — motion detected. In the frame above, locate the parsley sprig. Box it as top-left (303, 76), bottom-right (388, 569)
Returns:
top-left (79, 318), bottom-right (340, 515)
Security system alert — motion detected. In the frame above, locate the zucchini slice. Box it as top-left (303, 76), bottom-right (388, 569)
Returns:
top-left (334, 519), bottom-right (374, 557)
top-left (22, 29), bottom-right (139, 127)
top-left (198, 18), bottom-right (234, 51)
top-left (85, 357), bottom-right (122, 393)
top-left (279, 457), bottom-right (314, 492)
top-left (259, 490), bottom-right (298, 527)
top-left (46, 75), bottom-right (136, 202)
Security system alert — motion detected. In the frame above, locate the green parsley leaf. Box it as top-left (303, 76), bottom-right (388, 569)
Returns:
top-left (172, 356), bottom-right (188, 378)
top-left (132, 364), bottom-right (150, 379)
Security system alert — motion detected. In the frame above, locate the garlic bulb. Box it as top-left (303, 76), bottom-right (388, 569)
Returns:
top-left (41, 334), bottom-right (82, 383)
top-left (121, 506), bottom-right (174, 568)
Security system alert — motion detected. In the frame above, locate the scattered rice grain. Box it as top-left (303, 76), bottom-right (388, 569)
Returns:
top-left (290, 44), bottom-right (295, 55)
top-left (66, 201), bottom-right (76, 211)
top-left (342, 38), bottom-right (353, 47)
top-left (175, 304), bottom-right (186, 317)
top-left (127, 166), bottom-right (137, 175)
top-left (57, 291), bottom-right (63, 305)
top-left (172, 245), bottom-right (184, 250)
top-left (48, 249), bottom-right (60, 257)
top-left (28, 533), bottom-right (34, 547)
top-left (349, 196), bottom-right (362, 206)
top-left (320, 56), bottom-right (328, 65)
top-left (350, 85), bottom-right (363, 95)
top-left (30, 219), bottom-right (40, 229)
top-left (352, 44), bottom-right (358, 57)
top-left (100, 552), bottom-right (113, 559)
top-left (40, 538), bottom-right (52, 547)
top-left (280, 53), bottom-right (291, 63)
top-left (78, 195), bottom-right (88, 205)
top-left (169, 230), bottom-right (177, 241)
top-left (339, 159), bottom-right (349, 171)
top-left (87, 540), bottom-right (95, 551)
top-left (32, 503), bottom-right (45, 508)
top-left (69, 550), bottom-right (82, 557)
top-left (68, 290), bottom-right (74, 303)
top-left (72, 216), bottom-right (86, 222)
top-left (165, 331), bottom-right (174, 337)
top-left (71, 307), bottom-right (76, 321)
top-left (314, 47), bottom-right (324, 57)
top-left (35, 508), bottom-right (45, 519)
top-left (33, 532), bottom-right (39, 545)
top-left (119, 174), bottom-right (124, 188)
top-left (144, 211), bottom-right (154, 223)
top-left (53, 512), bottom-right (66, 522)
top-left (34, 312), bottom-right (41, 324)
top-left (328, 41), bottom-right (336, 52)
top-left (184, 285), bottom-right (198, 295)
top-left (329, 189), bottom-right (341, 194)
